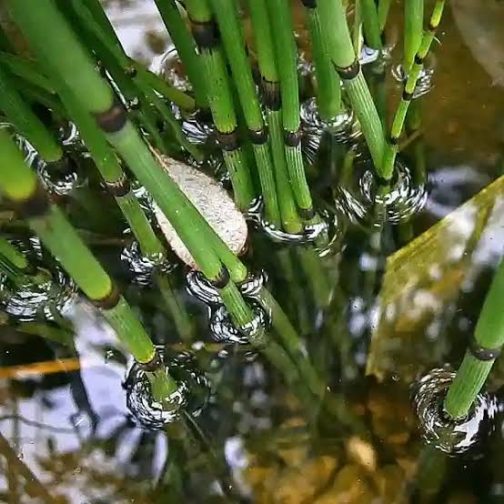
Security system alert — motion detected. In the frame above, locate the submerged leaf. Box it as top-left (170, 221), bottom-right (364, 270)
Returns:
top-left (152, 153), bottom-right (248, 269)
top-left (367, 176), bottom-right (504, 382)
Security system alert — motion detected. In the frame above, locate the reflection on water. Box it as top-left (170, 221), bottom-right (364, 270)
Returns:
top-left (1, 0), bottom-right (504, 503)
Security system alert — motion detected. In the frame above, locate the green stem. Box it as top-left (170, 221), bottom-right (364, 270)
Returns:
top-left (444, 259), bottom-right (504, 420)
top-left (318, 0), bottom-right (386, 176)
top-left (0, 129), bottom-right (175, 395)
top-left (404, 0), bottom-right (424, 70)
top-left (361, 0), bottom-right (382, 50)
top-left (153, 0), bottom-right (209, 109)
top-left (0, 63), bottom-right (62, 162)
top-left (267, 0), bottom-right (313, 216)
top-left (382, 0), bottom-right (445, 180)
top-left (378, 0), bottom-right (393, 32)
top-left (209, 0), bottom-right (280, 227)
top-left (303, 2), bottom-right (342, 122)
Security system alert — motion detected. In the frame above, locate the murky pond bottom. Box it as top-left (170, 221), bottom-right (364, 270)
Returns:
top-left (1, 1), bottom-right (504, 503)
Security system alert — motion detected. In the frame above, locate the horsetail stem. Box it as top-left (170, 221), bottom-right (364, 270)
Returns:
top-left (318, 0), bottom-right (386, 177)
top-left (0, 52), bottom-right (55, 94)
top-left (185, 0), bottom-right (255, 210)
top-left (444, 259), bottom-right (504, 420)
top-left (0, 129), bottom-right (175, 387)
top-left (404, 0), bottom-right (424, 71)
top-left (361, 0), bottom-right (383, 50)
top-left (0, 237), bottom-right (45, 288)
top-left (8, 0), bottom-right (258, 331)
top-left (153, 0), bottom-right (209, 109)
top-left (208, 0), bottom-right (281, 227)
top-left (382, 0), bottom-right (445, 180)
top-left (53, 81), bottom-right (165, 260)
top-left (378, 0), bottom-right (393, 32)
top-left (267, 0), bottom-right (314, 218)
top-left (301, 1), bottom-right (342, 123)
top-left (0, 64), bottom-right (62, 162)
top-left (247, 0), bottom-right (302, 233)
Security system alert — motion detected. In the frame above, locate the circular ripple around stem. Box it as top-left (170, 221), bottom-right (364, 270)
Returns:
top-left (412, 367), bottom-right (498, 455)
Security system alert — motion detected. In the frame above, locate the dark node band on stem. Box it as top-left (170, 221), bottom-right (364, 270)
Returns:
top-left (402, 89), bottom-right (414, 102)
top-left (249, 128), bottom-right (268, 145)
top-left (190, 18), bottom-right (220, 50)
top-left (12, 180), bottom-right (50, 219)
top-left (261, 79), bottom-right (281, 111)
top-left (138, 351), bottom-right (163, 371)
top-left (333, 59), bottom-right (361, 81)
top-left (216, 129), bottom-right (240, 151)
top-left (94, 97), bottom-right (128, 133)
top-left (210, 265), bottom-right (230, 289)
top-left (469, 339), bottom-right (502, 362)
top-left (414, 54), bottom-right (424, 65)
top-left (284, 129), bottom-right (302, 147)
top-left (104, 174), bottom-right (131, 198)
top-left (388, 133), bottom-right (399, 146)
top-left (301, 0), bottom-right (317, 9)
top-left (298, 206), bottom-right (316, 220)
top-left (428, 20), bottom-right (438, 32)
top-left (92, 284), bottom-right (121, 310)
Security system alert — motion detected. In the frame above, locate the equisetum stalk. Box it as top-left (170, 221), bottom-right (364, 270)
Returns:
top-left (153, 0), bottom-right (209, 109)
top-left (185, 0), bottom-right (255, 210)
top-left (7, 0), bottom-right (255, 333)
top-left (301, 0), bottom-right (342, 123)
top-left (0, 52), bottom-right (55, 94)
top-left (444, 259), bottom-right (504, 420)
top-left (247, 0), bottom-right (302, 233)
top-left (0, 128), bottom-right (177, 401)
top-left (404, 0), bottom-right (424, 71)
top-left (361, 0), bottom-right (382, 50)
top-left (267, 0), bottom-right (315, 220)
top-left (378, 0), bottom-right (393, 33)
top-left (209, 0), bottom-right (281, 228)
top-left (382, 0), bottom-right (445, 179)
top-left (0, 63), bottom-right (63, 163)
top-left (318, 0), bottom-right (386, 178)
top-left (55, 81), bottom-right (165, 260)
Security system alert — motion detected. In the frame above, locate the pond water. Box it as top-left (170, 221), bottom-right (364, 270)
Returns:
top-left (0, 0), bottom-right (504, 502)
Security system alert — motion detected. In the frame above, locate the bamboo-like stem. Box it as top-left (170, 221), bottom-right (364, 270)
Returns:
top-left (0, 52), bottom-right (55, 93)
top-left (153, 0), bottom-right (209, 109)
top-left (361, 0), bottom-right (382, 50)
top-left (7, 0), bottom-right (255, 330)
top-left (318, 0), bottom-right (386, 176)
top-left (55, 81), bottom-right (165, 260)
top-left (185, 0), bottom-right (255, 210)
top-left (302, 2), bottom-right (342, 123)
top-left (209, 0), bottom-right (281, 227)
top-left (378, 0), bottom-right (393, 32)
top-left (382, 0), bottom-right (445, 179)
top-left (267, 0), bottom-right (314, 218)
top-left (0, 63), bottom-right (63, 162)
top-left (444, 259), bottom-right (504, 420)
top-left (404, 0), bottom-right (424, 71)
top-left (0, 129), bottom-right (177, 401)
top-left (247, 0), bottom-right (302, 233)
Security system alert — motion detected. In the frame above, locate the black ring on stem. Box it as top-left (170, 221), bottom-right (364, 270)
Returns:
top-left (284, 129), bottom-right (302, 147)
top-left (301, 0), bottom-right (317, 8)
top-left (414, 54), bottom-right (424, 65)
top-left (469, 339), bottom-right (501, 361)
top-left (15, 181), bottom-right (50, 218)
top-left (298, 207), bottom-right (316, 220)
top-left (94, 97), bottom-right (128, 133)
top-left (261, 79), bottom-right (281, 111)
top-left (138, 351), bottom-right (163, 372)
top-left (388, 134), bottom-right (400, 145)
top-left (334, 60), bottom-right (361, 80)
top-left (190, 19), bottom-right (220, 49)
top-left (92, 284), bottom-right (121, 310)
top-left (249, 128), bottom-right (268, 145)
top-left (428, 21), bottom-right (437, 32)
top-left (216, 129), bottom-right (240, 151)
top-left (105, 174), bottom-right (131, 197)
top-left (402, 89), bottom-right (414, 101)
top-left (210, 266), bottom-right (230, 289)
